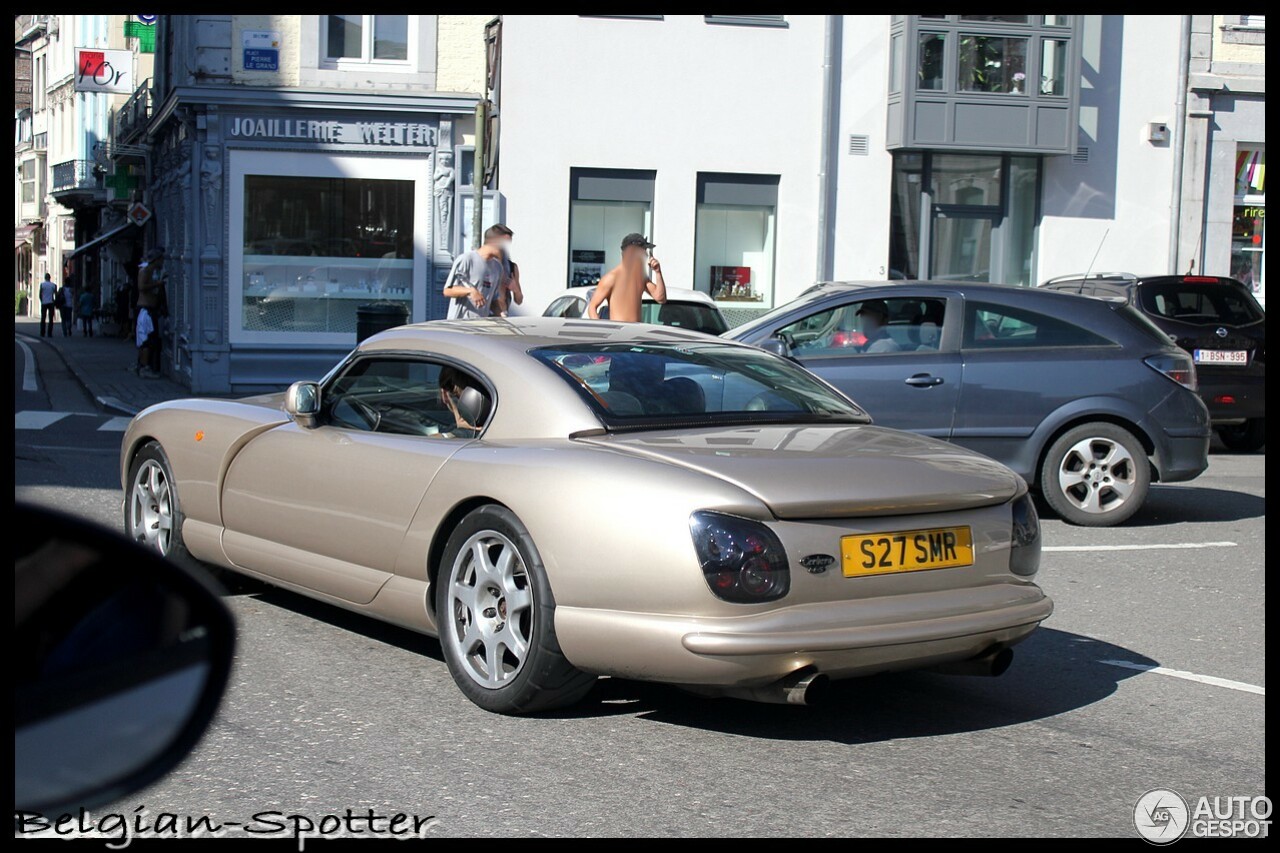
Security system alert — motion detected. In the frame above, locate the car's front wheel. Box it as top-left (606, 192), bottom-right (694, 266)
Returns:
top-left (1217, 418), bottom-right (1266, 453)
top-left (1040, 423), bottom-right (1150, 527)
top-left (435, 505), bottom-right (596, 714)
top-left (126, 441), bottom-right (196, 566)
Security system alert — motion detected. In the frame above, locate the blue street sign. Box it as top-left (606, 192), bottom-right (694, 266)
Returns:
top-left (243, 48), bottom-right (279, 71)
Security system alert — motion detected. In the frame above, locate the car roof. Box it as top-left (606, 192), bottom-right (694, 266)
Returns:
top-left (560, 285), bottom-right (719, 307)
top-left (360, 316), bottom-right (734, 354)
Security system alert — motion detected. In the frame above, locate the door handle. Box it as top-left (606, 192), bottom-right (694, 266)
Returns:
top-left (905, 374), bottom-right (944, 387)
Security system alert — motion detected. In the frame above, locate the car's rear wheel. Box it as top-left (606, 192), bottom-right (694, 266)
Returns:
top-left (1040, 423), bottom-right (1149, 527)
top-left (1217, 418), bottom-right (1266, 453)
top-left (126, 441), bottom-right (196, 566)
top-left (435, 505), bottom-right (595, 714)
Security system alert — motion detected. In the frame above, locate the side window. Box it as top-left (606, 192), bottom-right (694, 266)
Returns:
top-left (324, 357), bottom-right (489, 438)
top-left (964, 301), bottom-right (1113, 349)
top-left (547, 296), bottom-right (585, 319)
top-left (778, 297), bottom-right (947, 356)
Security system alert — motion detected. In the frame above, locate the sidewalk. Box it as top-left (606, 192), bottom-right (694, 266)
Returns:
top-left (15, 317), bottom-right (192, 415)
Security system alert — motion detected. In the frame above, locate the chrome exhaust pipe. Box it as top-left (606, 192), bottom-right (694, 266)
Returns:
top-left (928, 646), bottom-right (1014, 677)
top-left (721, 669), bottom-right (830, 705)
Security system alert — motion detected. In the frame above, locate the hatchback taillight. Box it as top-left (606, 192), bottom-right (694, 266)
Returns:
top-left (1144, 353), bottom-right (1198, 391)
top-left (689, 512), bottom-right (790, 603)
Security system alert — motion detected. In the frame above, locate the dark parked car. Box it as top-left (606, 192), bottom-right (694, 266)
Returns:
top-left (1041, 273), bottom-right (1265, 452)
top-left (728, 281), bottom-right (1211, 526)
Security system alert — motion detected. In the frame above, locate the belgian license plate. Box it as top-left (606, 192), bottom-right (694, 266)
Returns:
top-left (1194, 349), bottom-right (1248, 365)
top-left (841, 526), bottom-right (974, 577)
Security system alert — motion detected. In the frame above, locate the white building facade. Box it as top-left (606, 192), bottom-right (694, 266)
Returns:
top-left (494, 14), bottom-right (1266, 323)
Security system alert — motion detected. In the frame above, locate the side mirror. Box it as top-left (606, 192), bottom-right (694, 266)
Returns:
top-left (455, 386), bottom-right (492, 429)
top-left (14, 504), bottom-right (235, 817)
top-left (758, 336), bottom-right (793, 359)
top-left (285, 381), bottom-right (320, 428)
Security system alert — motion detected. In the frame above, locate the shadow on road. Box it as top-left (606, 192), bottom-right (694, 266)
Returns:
top-left (550, 628), bottom-right (1155, 743)
top-left (1035, 484), bottom-right (1264, 527)
top-left (222, 577), bottom-right (1157, 743)
top-left (243, 583), bottom-right (446, 663)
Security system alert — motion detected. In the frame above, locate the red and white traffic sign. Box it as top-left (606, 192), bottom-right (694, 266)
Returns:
top-left (127, 202), bottom-right (152, 227)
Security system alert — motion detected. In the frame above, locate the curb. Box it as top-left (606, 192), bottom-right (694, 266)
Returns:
top-left (16, 332), bottom-right (140, 417)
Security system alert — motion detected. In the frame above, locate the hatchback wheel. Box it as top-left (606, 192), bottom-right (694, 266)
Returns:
top-left (435, 505), bottom-right (596, 714)
top-left (1217, 418), bottom-right (1266, 453)
top-left (1040, 423), bottom-right (1149, 527)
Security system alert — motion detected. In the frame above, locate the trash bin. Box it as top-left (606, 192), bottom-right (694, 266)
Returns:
top-left (356, 301), bottom-right (409, 343)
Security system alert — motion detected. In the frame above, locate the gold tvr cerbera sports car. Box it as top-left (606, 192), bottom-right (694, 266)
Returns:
top-left (122, 317), bottom-right (1052, 714)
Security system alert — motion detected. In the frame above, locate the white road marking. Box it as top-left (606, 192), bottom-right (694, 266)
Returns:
top-left (15, 411), bottom-right (72, 430)
top-left (98, 416), bottom-right (132, 432)
top-left (17, 339), bottom-right (38, 392)
top-left (1100, 659), bottom-right (1265, 695)
top-left (1043, 542), bottom-right (1237, 552)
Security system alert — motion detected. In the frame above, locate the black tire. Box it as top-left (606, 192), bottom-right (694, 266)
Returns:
top-left (125, 441), bottom-right (201, 569)
top-left (435, 505), bottom-right (596, 714)
top-left (1039, 423), bottom-right (1150, 527)
top-left (1217, 418), bottom-right (1266, 453)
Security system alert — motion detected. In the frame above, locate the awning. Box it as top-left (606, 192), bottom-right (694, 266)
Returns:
top-left (14, 224), bottom-right (38, 252)
top-left (68, 221), bottom-right (138, 258)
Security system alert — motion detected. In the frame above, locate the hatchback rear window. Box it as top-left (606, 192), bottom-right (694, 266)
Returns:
top-left (963, 301), bottom-right (1114, 349)
top-left (1139, 281), bottom-right (1262, 326)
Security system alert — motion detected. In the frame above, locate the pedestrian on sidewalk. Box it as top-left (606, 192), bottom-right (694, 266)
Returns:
top-left (38, 273), bottom-right (58, 338)
top-left (132, 248), bottom-right (165, 378)
top-left (442, 232), bottom-right (505, 320)
top-left (58, 280), bottom-right (75, 336)
top-left (77, 288), bottom-right (96, 337)
top-left (586, 234), bottom-right (667, 322)
top-left (484, 224), bottom-right (523, 317)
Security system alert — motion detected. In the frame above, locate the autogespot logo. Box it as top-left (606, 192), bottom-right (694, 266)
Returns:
top-left (1135, 789), bottom-right (1190, 844)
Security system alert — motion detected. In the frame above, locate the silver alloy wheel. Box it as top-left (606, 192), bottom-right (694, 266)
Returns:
top-left (130, 459), bottom-right (173, 554)
top-left (1056, 436), bottom-right (1137, 515)
top-left (446, 530), bottom-right (535, 688)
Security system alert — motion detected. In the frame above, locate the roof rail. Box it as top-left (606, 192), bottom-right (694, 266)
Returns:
top-left (1042, 271), bottom-right (1138, 285)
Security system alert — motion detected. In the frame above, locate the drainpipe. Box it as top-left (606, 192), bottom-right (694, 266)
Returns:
top-left (1168, 15), bottom-right (1191, 274)
top-left (814, 15), bottom-right (838, 284)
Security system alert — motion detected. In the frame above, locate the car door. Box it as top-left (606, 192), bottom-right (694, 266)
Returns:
top-left (774, 290), bottom-right (963, 437)
top-left (952, 296), bottom-right (1122, 472)
top-left (219, 354), bottom-right (484, 604)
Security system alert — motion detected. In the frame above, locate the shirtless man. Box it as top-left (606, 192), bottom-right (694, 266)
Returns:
top-left (586, 233), bottom-right (667, 322)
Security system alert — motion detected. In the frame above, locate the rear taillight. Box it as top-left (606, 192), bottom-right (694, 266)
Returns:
top-left (690, 512), bottom-right (790, 603)
top-left (1144, 353), bottom-right (1198, 392)
top-left (1009, 494), bottom-right (1041, 577)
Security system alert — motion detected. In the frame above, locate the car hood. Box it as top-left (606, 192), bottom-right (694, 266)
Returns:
top-left (578, 424), bottom-right (1022, 519)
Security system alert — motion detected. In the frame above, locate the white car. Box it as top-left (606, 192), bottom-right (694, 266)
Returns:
top-left (543, 286), bottom-right (728, 335)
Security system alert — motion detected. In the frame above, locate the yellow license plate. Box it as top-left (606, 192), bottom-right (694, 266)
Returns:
top-left (841, 526), bottom-right (974, 577)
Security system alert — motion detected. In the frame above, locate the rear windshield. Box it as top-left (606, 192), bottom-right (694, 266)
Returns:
top-left (531, 341), bottom-right (868, 430)
top-left (1139, 281), bottom-right (1263, 326)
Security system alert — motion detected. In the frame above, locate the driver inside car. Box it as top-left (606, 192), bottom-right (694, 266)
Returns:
top-left (854, 300), bottom-right (902, 353)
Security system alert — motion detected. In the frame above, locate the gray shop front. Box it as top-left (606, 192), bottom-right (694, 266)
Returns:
top-left (148, 89), bottom-right (476, 394)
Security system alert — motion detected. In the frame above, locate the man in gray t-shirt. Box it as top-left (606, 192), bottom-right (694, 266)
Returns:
top-left (443, 243), bottom-right (505, 320)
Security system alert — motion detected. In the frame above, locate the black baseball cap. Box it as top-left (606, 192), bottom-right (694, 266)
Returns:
top-left (620, 233), bottom-right (655, 251)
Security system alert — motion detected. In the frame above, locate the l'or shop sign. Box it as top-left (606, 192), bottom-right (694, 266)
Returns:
top-left (228, 115), bottom-right (438, 148)
top-left (74, 48), bottom-right (133, 94)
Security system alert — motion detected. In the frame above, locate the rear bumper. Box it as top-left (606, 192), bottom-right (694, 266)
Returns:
top-left (555, 582), bottom-right (1053, 687)
top-left (1198, 372), bottom-right (1266, 423)
top-left (1155, 432), bottom-right (1211, 482)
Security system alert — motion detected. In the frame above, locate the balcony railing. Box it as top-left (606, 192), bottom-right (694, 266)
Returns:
top-left (51, 159), bottom-right (104, 193)
top-left (113, 80), bottom-right (151, 146)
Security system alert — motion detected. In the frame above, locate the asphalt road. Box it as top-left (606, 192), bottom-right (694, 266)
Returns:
top-left (14, 335), bottom-right (1266, 838)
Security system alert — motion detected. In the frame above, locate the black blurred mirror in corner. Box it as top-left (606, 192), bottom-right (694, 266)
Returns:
top-left (13, 504), bottom-right (235, 817)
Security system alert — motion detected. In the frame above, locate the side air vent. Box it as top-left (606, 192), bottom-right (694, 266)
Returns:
top-left (848, 134), bottom-right (870, 155)
top-left (1073, 146), bottom-right (1090, 163)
